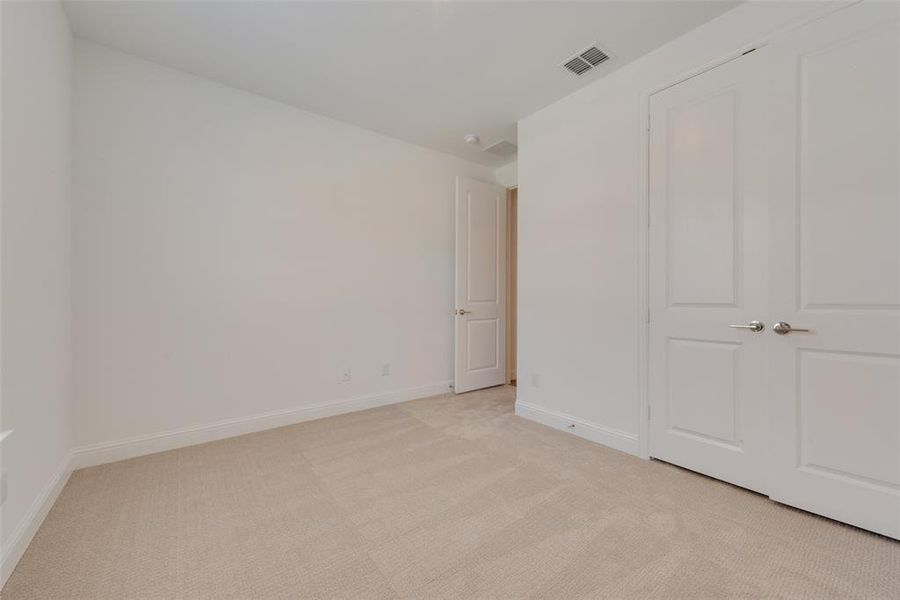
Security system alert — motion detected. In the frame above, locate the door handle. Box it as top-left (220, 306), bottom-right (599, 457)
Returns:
top-left (456, 309), bottom-right (472, 315)
top-left (773, 321), bottom-right (810, 335)
top-left (729, 320), bottom-right (765, 333)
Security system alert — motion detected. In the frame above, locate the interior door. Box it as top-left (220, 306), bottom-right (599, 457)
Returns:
top-left (454, 176), bottom-right (506, 394)
top-left (649, 48), bottom-right (770, 493)
top-left (767, 2), bottom-right (900, 539)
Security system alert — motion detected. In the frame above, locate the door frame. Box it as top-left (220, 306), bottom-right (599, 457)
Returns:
top-left (506, 187), bottom-right (517, 385)
top-left (636, 1), bottom-right (848, 459)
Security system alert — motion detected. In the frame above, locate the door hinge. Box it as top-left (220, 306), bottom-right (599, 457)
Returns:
top-left (647, 405), bottom-right (651, 420)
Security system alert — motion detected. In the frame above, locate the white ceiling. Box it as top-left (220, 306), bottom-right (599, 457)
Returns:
top-left (64, 1), bottom-right (738, 167)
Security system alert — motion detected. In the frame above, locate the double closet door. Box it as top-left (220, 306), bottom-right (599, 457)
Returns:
top-left (649, 1), bottom-right (900, 539)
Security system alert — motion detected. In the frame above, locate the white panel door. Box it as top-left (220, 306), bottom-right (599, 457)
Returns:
top-left (767, 2), bottom-right (900, 539)
top-left (455, 177), bottom-right (506, 394)
top-left (649, 48), bottom-right (770, 493)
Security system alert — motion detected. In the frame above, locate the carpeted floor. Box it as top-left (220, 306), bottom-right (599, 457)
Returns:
top-left (4, 385), bottom-right (899, 599)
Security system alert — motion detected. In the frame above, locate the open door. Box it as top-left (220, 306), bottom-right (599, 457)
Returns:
top-left (454, 176), bottom-right (507, 394)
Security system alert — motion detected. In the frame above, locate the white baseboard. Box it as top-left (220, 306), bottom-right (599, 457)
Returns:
top-left (1, 453), bottom-right (73, 589)
top-left (72, 381), bottom-right (452, 469)
top-left (515, 400), bottom-right (640, 457)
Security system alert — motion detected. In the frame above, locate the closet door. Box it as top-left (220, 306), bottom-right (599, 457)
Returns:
top-left (768, 2), bottom-right (900, 539)
top-left (648, 47), bottom-right (770, 493)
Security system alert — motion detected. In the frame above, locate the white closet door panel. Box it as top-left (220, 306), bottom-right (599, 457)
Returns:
top-left (768, 1), bottom-right (900, 539)
top-left (649, 47), bottom-right (770, 493)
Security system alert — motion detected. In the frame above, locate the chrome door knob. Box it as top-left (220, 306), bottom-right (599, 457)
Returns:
top-left (729, 320), bottom-right (765, 333)
top-left (773, 321), bottom-right (810, 335)
top-left (456, 309), bottom-right (472, 315)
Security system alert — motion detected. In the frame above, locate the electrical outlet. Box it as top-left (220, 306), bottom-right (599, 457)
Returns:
top-left (1, 471), bottom-right (7, 506)
top-left (382, 362), bottom-right (391, 376)
top-left (341, 368), bottom-right (351, 382)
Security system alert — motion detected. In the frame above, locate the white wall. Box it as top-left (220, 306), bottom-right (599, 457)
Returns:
top-left (515, 1), bottom-right (838, 455)
top-left (72, 41), bottom-right (493, 457)
top-left (495, 161), bottom-right (517, 188)
top-left (0, 0), bottom-right (73, 582)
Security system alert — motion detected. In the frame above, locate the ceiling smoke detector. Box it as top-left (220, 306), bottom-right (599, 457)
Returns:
top-left (561, 44), bottom-right (610, 77)
top-left (463, 133), bottom-right (480, 145)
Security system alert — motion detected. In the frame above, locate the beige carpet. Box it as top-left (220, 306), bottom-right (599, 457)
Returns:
top-left (4, 386), bottom-right (899, 599)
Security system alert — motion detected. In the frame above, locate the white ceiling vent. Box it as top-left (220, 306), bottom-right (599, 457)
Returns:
top-left (482, 139), bottom-right (517, 158)
top-left (561, 44), bottom-right (610, 76)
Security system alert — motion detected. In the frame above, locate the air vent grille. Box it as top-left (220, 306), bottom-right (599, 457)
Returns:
top-left (580, 46), bottom-right (609, 66)
top-left (563, 57), bottom-right (592, 76)
top-left (483, 139), bottom-right (517, 158)
top-left (561, 44), bottom-right (610, 76)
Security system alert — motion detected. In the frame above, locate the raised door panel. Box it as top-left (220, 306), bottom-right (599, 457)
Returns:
top-left (466, 319), bottom-right (499, 372)
top-left (467, 192), bottom-right (500, 304)
top-left (799, 350), bottom-right (900, 490)
top-left (799, 24), bottom-right (900, 309)
top-left (667, 339), bottom-right (741, 448)
top-left (667, 90), bottom-right (739, 307)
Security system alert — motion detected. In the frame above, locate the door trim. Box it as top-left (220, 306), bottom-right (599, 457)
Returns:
top-left (506, 187), bottom-right (517, 385)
